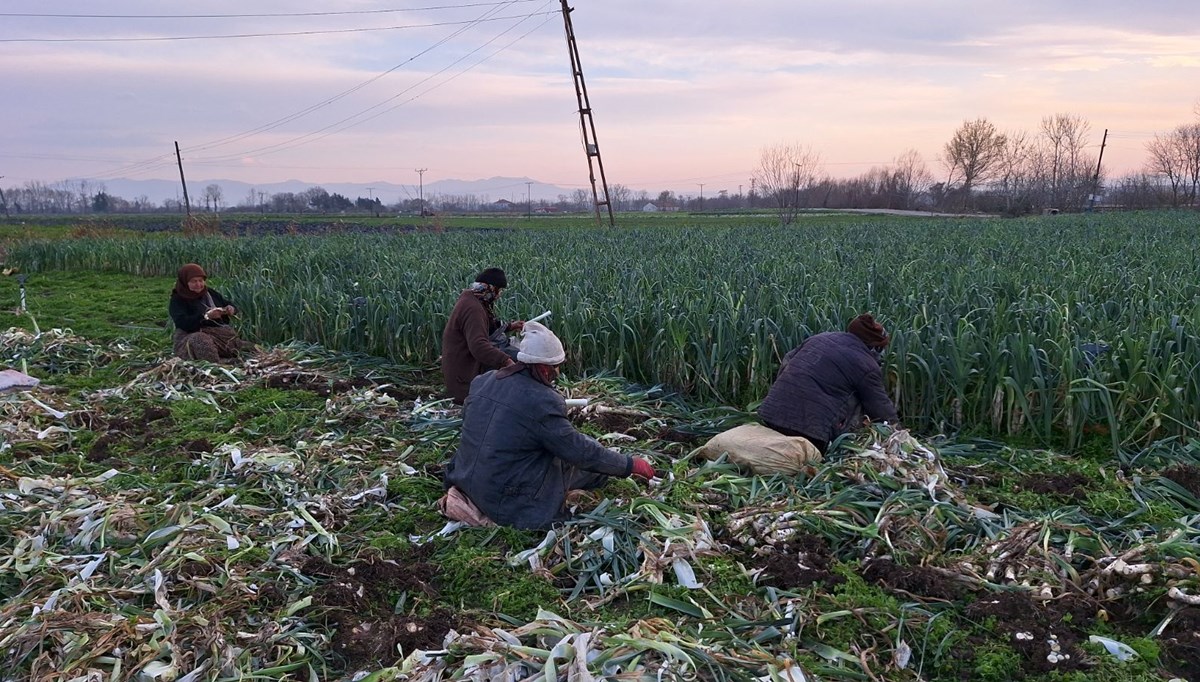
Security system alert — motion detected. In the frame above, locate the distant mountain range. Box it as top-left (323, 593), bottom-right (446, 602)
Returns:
top-left (93, 176), bottom-right (579, 206)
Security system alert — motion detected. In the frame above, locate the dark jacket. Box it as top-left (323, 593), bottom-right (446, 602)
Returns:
top-left (758, 331), bottom-right (898, 450)
top-left (441, 291), bottom-right (513, 404)
top-left (169, 289), bottom-right (232, 333)
top-left (445, 367), bottom-right (634, 529)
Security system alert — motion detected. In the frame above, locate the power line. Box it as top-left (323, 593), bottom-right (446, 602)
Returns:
top-left (0, 2), bottom-right (539, 20)
top-left (49, 2), bottom-right (547, 184)
top-left (184, 2), bottom-right (521, 155)
top-left (188, 7), bottom-right (556, 165)
top-left (0, 11), bottom-right (558, 43)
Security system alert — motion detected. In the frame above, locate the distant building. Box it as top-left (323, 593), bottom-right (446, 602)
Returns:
top-left (493, 199), bottom-right (516, 211)
top-left (644, 201), bottom-right (680, 212)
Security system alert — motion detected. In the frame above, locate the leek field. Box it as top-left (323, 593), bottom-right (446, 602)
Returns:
top-left (1, 211), bottom-right (1198, 681)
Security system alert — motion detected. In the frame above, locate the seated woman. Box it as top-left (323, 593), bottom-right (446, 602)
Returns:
top-left (168, 263), bottom-right (254, 362)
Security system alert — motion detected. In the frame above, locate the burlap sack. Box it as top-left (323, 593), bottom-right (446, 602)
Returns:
top-left (695, 423), bottom-right (822, 475)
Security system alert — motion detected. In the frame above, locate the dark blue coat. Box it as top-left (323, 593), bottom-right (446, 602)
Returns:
top-left (758, 331), bottom-right (898, 447)
top-left (169, 289), bottom-right (231, 333)
top-left (445, 367), bottom-right (633, 529)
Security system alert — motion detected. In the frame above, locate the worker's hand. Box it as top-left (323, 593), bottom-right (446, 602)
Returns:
top-left (630, 457), bottom-right (656, 481)
top-left (204, 308), bottom-right (226, 320)
top-left (225, 305), bottom-right (237, 317)
top-left (507, 320), bottom-right (525, 333)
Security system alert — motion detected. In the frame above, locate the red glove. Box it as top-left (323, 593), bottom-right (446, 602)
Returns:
top-left (630, 457), bottom-right (656, 481)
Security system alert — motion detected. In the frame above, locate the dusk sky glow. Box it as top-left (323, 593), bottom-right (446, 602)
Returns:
top-left (3, 0), bottom-right (1198, 197)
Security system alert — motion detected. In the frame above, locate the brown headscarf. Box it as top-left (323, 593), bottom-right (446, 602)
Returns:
top-left (174, 263), bottom-right (207, 300)
top-left (847, 313), bottom-right (890, 349)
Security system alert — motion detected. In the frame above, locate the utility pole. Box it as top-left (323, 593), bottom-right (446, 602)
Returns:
top-left (366, 186), bottom-right (376, 217)
top-left (560, 1), bottom-right (614, 227)
top-left (526, 181), bottom-right (533, 219)
top-left (749, 178), bottom-right (756, 208)
top-left (697, 183), bottom-right (705, 210)
top-left (174, 141), bottom-right (191, 217)
top-left (257, 191), bottom-right (265, 214)
top-left (1087, 128), bottom-right (1109, 212)
top-left (415, 168), bottom-right (427, 216)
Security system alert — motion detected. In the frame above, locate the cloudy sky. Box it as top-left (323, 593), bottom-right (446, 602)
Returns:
top-left (3, 0), bottom-right (1198, 198)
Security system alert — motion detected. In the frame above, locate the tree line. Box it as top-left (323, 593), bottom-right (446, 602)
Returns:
top-left (4, 107), bottom-right (1198, 218)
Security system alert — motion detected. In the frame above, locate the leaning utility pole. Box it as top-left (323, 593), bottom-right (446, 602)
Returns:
top-left (1087, 128), bottom-right (1109, 212)
top-left (174, 141), bottom-right (192, 217)
top-left (560, 1), bottom-right (614, 227)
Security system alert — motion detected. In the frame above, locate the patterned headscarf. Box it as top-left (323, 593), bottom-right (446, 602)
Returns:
top-left (467, 281), bottom-right (500, 306)
top-left (174, 263), bottom-right (207, 300)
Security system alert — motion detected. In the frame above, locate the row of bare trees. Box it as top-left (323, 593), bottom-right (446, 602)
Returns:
top-left (5, 105), bottom-right (1199, 218)
top-left (753, 106), bottom-right (1200, 220)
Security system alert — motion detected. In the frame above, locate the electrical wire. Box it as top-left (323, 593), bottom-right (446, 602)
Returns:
top-left (184, 2), bottom-right (522, 154)
top-left (57, 2), bottom-right (548, 183)
top-left (0, 11), bottom-right (558, 43)
top-left (0, 2), bottom-right (540, 20)
top-left (189, 6), bottom-right (557, 165)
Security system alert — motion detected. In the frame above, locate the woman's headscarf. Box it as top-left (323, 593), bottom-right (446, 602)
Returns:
top-left (174, 263), bottom-right (208, 300)
top-left (466, 267), bottom-right (507, 309)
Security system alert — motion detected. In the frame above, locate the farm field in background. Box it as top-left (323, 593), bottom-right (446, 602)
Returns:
top-left (1, 211), bottom-right (1199, 681)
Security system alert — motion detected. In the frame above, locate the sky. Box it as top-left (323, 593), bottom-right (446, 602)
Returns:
top-left (2, 0), bottom-right (1199, 199)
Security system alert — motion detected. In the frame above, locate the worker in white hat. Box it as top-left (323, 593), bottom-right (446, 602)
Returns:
top-left (441, 321), bottom-right (656, 529)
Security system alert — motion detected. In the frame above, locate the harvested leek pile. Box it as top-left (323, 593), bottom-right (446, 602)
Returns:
top-left (2, 326), bottom-right (1199, 681)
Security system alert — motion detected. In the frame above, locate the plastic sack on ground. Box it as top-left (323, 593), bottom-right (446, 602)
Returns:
top-left (695, 423), bottom-right (822, 475)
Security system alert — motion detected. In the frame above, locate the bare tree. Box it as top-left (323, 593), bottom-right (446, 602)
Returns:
top-left (754, 142), bottom-right (823, 225)
top-left (607, 183), bottom-right (632, 212)
top-left (941, 118), bottom-right (1007, 209)
top-left (1146, 127), bottom-right (1194, 207)
top-left (570, 188), bottom-right (591, 212)
top-left (204, 184), bottom-right (224, 212)
top-left (891, 149), bottom-right (932, 209)
top-left (1040, 113), bottom-right (1093, 209)
top-left (993, 131), bottom-right (1037, 215)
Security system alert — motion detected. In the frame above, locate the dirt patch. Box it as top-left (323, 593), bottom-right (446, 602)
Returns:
top-left (965, 591), bottom-right (1086, 674)
top-left (87, 433), bottom-right (121, 461)
top-left (862, 558), bottom-right (967, 601)
top-left (1161, 607), bottom-right (1200, 677)
top-left (141, 406), bottom-right (172, 423)
top-left (331, 610), bottom-right (456, 668)
top-left (656, 426), bottom-right (704, 445)
top-left (1163, 464), bottom-right (1200, 498)
top-left (1016, 472), bottom-right (1091, 501)
top-left (80, 406), bottom-right (174, 462)
top-left (304, 550), bottom-right (456, 671)
top-left (264, 373), bottom-right (371, 397)
top-left (183, 438), bottom-right (212, 454)
top-left (256, 582), bottom-right (288, 608)
top-left (178, 559), bottom-right (215, 579)
top-left (591, 411), bottom-right (646, 434)
top-left (752, 534), bottom-right (843, 589)
top-left (378, 385), bottom-right (422, 401)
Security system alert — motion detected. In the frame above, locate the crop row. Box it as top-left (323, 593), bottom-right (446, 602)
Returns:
top-left (10, 212), bottom-right (1200, 448)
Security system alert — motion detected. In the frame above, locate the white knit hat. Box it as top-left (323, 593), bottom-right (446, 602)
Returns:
top-left (516, 321), bottom-right (566, 365)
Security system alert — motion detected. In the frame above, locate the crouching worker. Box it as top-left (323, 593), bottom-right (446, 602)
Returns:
top-left (441, 267), bottom-right (526, 405)
top-left (439, 321), bottom-right (655, 529)
top-left (758, 313), bottom-right (900, 454)
top-left (168, 263), bottom-right (254, 362)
